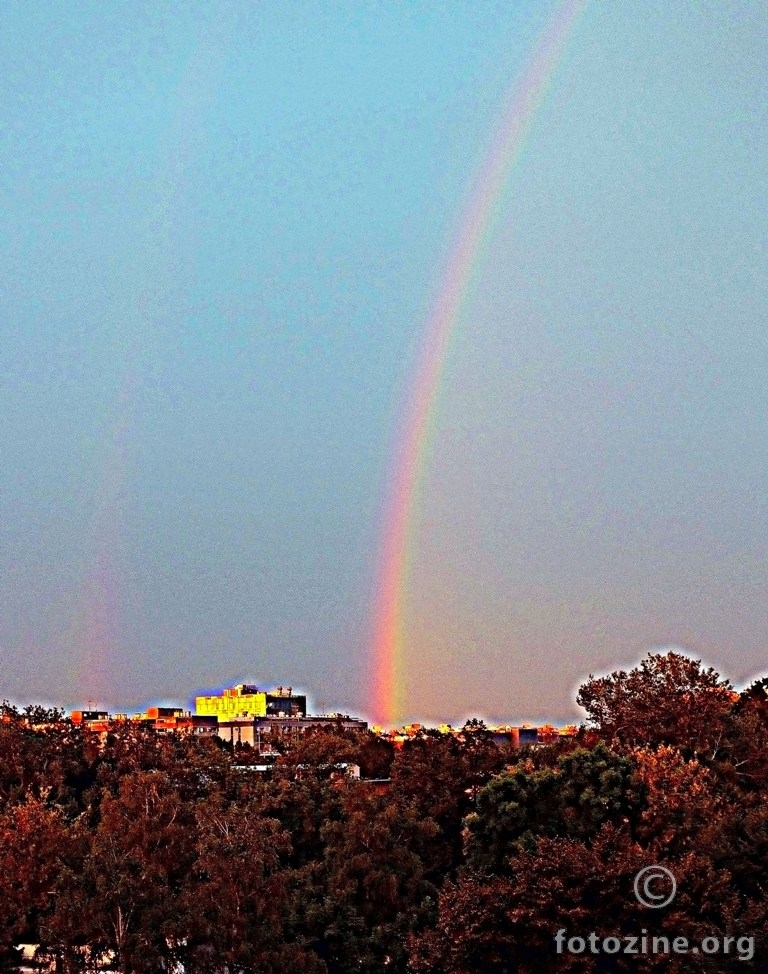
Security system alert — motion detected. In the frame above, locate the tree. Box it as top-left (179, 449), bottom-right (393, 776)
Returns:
top-left (410, 825), bottom-right (752, 974)
top-left (576, 651), bottom-right (734, 756)
top-left (178, 795), bottom-right (324, 974)
top-left (389, 729), bottom-right (507, 879)
top-left (353, 731), bottom-right (394, 781)
top-left (0, 707), bottom-right (81, 808)
top-left (629, 745), bottom-right (722, 853)
top-left (714, 688), bottom-right (768, 791)
top-left (464, 743), bottom-right (633, 873)
top-left (68, 770), bottom-right (198, 974)
top-left (313, 785), bottom-right (438, 974)
top-left (702, 798), bottom-right (768, 907)
top-left (0, 797), bottom-right (77, 965)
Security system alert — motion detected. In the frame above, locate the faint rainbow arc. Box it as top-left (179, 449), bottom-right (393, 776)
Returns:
top-left (72, 24), bottom-right (232, 709)
top-left (371, 0), bottom-right (586, 727)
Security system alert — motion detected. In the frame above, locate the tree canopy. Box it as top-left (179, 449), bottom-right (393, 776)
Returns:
top-left (1, 653), bottom-right (768, 972)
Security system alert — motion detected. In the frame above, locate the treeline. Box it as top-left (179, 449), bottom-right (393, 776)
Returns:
top-left (1, 651), bottom-right (768, 973)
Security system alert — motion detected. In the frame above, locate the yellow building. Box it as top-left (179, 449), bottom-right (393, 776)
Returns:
top-left (195, 684), bottom-right (267, 719)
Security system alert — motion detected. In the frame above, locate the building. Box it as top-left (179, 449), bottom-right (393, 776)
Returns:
top-left (216, 713), bottom-right (368, 755)
top-left (195, 684), bottom-right (307, 720)
top-left (70, 710), bottom-right (112, 733)
top-left (152, 714), bottom-right (218, 736)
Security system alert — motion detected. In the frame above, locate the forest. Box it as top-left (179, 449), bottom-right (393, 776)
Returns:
top-left (2, 650), bottom-right (768, 973)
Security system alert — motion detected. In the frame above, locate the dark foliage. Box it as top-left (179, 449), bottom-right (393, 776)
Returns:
top-left (1, 652), bottom-right (768, 972)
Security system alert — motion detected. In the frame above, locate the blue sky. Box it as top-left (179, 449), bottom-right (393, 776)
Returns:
top-left (1, 1), bottom-right (766, 723)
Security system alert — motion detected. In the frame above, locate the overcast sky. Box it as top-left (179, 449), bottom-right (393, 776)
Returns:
top-left (1, 1), bottom-right (766, 724)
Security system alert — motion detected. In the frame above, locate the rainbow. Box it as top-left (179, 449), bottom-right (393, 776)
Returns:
top-left (72, 29), bottom-right (230, 708)
top-left (370, 0), bottom-right (585, 727)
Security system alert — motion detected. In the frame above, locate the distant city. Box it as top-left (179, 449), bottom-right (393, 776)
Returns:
top-left (53, 682), bottom-right (578, 756)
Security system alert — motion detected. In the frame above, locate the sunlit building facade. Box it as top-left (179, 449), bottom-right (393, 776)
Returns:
top-left (195, 684), bottom-right (307, 719)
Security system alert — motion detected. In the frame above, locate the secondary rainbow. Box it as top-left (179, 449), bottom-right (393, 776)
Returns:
top-left (370, 0), bottom-right (586, 727)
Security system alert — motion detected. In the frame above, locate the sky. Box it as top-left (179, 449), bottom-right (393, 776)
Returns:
top-left (1, 0), bottom-right (766, 725)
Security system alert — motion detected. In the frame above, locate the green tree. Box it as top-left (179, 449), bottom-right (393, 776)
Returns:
top-left (313, 785), bottom-right (438, 974)
top-left (464, 743), bottom-right (633, 873)
top-left (389, 730), bottom-right (507, 879)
